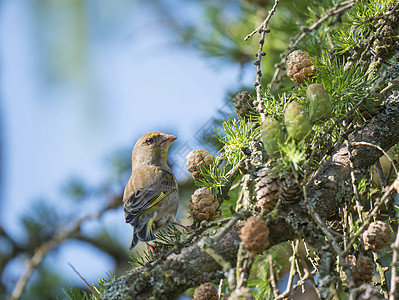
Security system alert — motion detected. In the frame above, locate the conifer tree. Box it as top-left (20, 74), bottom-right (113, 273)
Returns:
top-left (20, 0), bottom-right (399, 299)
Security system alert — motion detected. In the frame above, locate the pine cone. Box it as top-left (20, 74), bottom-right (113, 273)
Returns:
top-left (255, 167), bottom-right (301, 210)
top-left (229, 287), bottom-right (254, 300)
top-left (284, 102), bottom-right (312, 141)
top-left (193, 282), bottom-right (218, 300)
top-left (286, 50), bottom-right (314, 85)
top-left (234, 91), bottom-right (255, 121)
top-left (306, 83), bottom-right (332, 122)
top-left (187, 150), bottom-right (215, 180)
top-left (261, 117), bottom-right (285, 158)
top-left (255, 167), bottom-right (282, 212)
top-left (240, 216), bottom-right (270, 257)
top-left (350, 256), bottom-right (374, 287)
top-left (189, 188), bottom-right (221, 223)
top-left (279, 176), bottom-right (302, 204)
top-left (363, 221), bottom-right (391, 251)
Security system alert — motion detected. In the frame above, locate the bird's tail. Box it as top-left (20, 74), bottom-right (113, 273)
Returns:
top-left (129, 218), bottom-right (156, 250)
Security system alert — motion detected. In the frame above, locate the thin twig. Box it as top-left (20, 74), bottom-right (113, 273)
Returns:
top-left (298, 250), bottom-right (319, 295)
top-left (343, 206), bottom-right (349, 251)
top-left (244, 0), bottom-right (281, 41)
top-left (68, 263), bottom-right (101, 299)
top-left (230, 179), bottom-right (243, 191)
top-left (303, 241), bottom-right (318, 271)
top-left (371, 251), bottom-right (389, 298)
top-left (268, 255), bottom-right (280, 297)
top-left (294, 253), bottom-right (304, 293)
top-left (246, 0), bottom-right (281, 121)
top-left (275, 240), bottom-right (300, 299)
top-left (380, 81), bottom-right (399, 94)
top-left (346, 140), bottom-right (364, 222)
top-left (292, 268), bottom-right (317, 296)
top-left (218, 279), bottom-right (224, 299)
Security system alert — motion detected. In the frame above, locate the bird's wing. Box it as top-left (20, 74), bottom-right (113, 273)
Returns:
top-left (123, 166), bottom-right (176, 225)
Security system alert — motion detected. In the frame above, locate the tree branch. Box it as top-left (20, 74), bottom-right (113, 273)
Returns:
top-left (101, 226), bottom-right (241, 300)
top-left (101, 92), bottom-right (399, 299)
top-left (7, 197), bottom-right (120, 300)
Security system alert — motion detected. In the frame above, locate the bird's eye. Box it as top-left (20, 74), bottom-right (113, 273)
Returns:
top-left (146, 138), bottom-right (154, 144)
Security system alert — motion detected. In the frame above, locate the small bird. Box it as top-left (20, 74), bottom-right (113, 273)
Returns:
top-left (123, 131), bottom-right (179, 250)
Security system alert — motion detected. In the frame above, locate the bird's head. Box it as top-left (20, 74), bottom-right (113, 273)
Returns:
top-left (132, 131), bottom-right (177, 166)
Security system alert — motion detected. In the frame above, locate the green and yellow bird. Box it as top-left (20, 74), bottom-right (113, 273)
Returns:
top-left (123, 131), bottom-right (179, 250)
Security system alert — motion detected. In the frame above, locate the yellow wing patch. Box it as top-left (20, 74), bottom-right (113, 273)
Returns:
top-left (138, 190), bottom-right (173, 227)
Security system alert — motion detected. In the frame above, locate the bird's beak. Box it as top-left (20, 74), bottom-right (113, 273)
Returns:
top-left (159, 134), bottom-right (177, 148)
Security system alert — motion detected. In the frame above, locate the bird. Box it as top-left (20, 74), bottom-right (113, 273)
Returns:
top-left (123, 131), bottom-right (179, 250)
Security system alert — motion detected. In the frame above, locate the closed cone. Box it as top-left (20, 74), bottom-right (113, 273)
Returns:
top-left (189, 188), bottom-right (221, 223)
top-left (279, 175), bottom-right (302, 204)
top-left (284, 102), bottom-right (312, 141)
top-left (193, 282), bottom-right (218, 300)
top-left (307, 83), bottom-right (332, 122)
top-left (239, 216), bottom-right (270, 257)
top-left (363, 221), bottom-right (391, 251)
top-left (255, 167), bottom-right (282, 212)
top-left (350, 256), bottom-right (374, 287)
top-left (187, 149), bottom-right (215, 180)
top-left (286, 50), bottom-right (314, 85)
top-left (261, 117), bottom-right (285, 158)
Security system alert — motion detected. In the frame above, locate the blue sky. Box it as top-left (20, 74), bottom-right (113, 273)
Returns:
top-left (0, 0), bottom-right (252, 292)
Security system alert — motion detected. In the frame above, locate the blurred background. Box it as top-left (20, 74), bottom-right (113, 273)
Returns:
top-left (0, 0), bottom-right (308, 298)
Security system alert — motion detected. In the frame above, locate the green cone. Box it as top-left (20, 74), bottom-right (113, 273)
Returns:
top-left (284, 102), bottom-right (312, 141)
top-left (261, 117), bottom-right (285, 158)
top-left (307, 83), bottom-right (332, 122)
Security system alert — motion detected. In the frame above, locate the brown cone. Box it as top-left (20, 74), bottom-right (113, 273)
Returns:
top-left (240, 216), bottom-right (270, 257)
top-left (189, 188), bottom-right (221, 223)
top-left (350, 256), bottom-right (374, 287)
top-left (187, 149), bottom-right (215, 180)
top-left (279, 175), bottom-right (302, 204)
top-left (193, 282), bottom-right (218, 300)
top-left (363, 221), bottom-right (391, 251)
top-left (255, 167), bottom-right (282, 212)
top-left (286, 50), bottom-right (314, 85)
